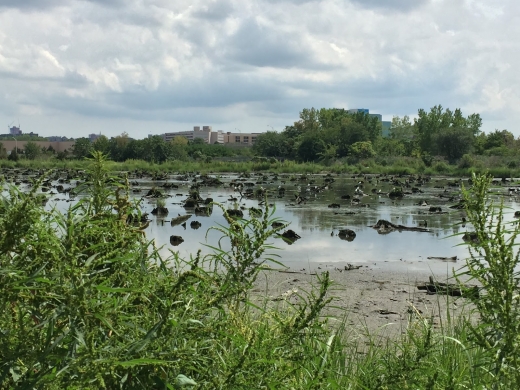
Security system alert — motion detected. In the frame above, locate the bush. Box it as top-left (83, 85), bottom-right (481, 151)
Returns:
top-left (458, 153), bottom-right (475, 169)
top-left (432, 161), bottom-right (450, 173)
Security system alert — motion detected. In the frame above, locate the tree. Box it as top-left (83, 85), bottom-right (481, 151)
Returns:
top-left (434, 127), bottom-right (474, 163)
top-left (0, 142), bottom-right (7, 159)
top-left (485, 130), bottom-right (515, 150)
top-left (56, 151), bottom-right (69, 161)
top-left (191, 138), bottom-right (206, 145)
top-left (143, 136), bottom-right (171, 163)
top-left (8, 150), bottom-right (19, 161)
top-left (297, 134), bottom-right (325, 162)
top-left (108, 133), bottom-right (131, 161)
top-left (93, 135), bottom-right (110, 154)
top-left (72, 138), bottom-right (93, 159)
top-left (171, 136), bottom-right (189, 146)
top-left (415, 105), bottom-right (482, 156)
top-left (253, 131), bottom-right (289, 157)
top-left (389, 115), bottom-right (418, 156)
top-left (24, 141), bottom-right (40, 160)
top-left (349, 141), bottom-right (376, 160)
top-left (336, 120), bottom-right (370, 157)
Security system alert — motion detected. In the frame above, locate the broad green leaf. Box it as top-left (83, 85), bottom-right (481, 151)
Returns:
top-left (175, 374), bottom-right (197, 386)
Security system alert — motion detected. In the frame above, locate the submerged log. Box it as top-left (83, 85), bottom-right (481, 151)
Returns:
top-left (416, 276), bottom-right (479, 298)
top-left (372, 219), bottom-right (429, 233)
top-left (427, 256), bottom-right (457, 262)
top-left (170, 214), bottom-right (191, 227)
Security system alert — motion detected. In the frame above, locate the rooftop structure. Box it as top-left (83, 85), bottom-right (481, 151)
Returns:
top-left (160, 126), bottom-right (258, 146)
top-left (9, 126), bottom-right (22, 135)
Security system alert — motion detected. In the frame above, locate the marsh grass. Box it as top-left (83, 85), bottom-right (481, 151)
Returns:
top-left (2, 154), bottom-right (520, 178)
top-left (1, 156), bottom-right (519, 388)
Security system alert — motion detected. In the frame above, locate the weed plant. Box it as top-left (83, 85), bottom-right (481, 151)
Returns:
top-left (1, 155), bottom-right (520, 388)
top-left (0, 153), bottom-right (349, 389)
top-left (456, 173), bottom-right (520, 386)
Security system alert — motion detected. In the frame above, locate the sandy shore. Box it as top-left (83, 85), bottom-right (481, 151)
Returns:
top-left (252, 262), bottom-right (476, 342)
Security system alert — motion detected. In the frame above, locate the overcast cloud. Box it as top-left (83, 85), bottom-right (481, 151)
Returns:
top-left (0, 0), bottom-right (518, 138)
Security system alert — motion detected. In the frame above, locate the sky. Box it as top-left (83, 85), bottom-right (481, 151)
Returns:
top-left (0, 0), bottom-right (518, 139)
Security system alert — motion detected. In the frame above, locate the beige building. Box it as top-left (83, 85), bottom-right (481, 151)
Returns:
top-left (2, 140), bottom-right (75, 154)
top-left (163, 126), bottom-right (219, 144)
top-left (160, 126), bottom-right (258, 146)
top-left (222, 132), bottom-right (260, 146)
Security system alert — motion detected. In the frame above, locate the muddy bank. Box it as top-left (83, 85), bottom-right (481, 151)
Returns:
top-left (252, 264), bottom-right (476, 342)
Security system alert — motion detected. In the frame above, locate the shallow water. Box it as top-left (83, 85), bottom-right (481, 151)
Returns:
top-left (127, 173), bottom-right (520, 274)
top-left (5, 170), bottom-right (519, 274)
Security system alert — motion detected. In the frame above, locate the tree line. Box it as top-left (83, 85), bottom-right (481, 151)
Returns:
top-left (0, 134), bottom-right (251, 162)
top-left (253, 105), bottom-right (519, 164)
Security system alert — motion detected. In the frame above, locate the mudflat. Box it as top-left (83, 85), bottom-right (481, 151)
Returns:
top-left (252, 262), bottom-right (476, 342)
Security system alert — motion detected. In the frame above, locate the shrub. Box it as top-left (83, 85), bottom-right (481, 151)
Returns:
top-left (458, 153), bottom-right (475, 169)
top-left (432, 161), bottom-right (450, 173)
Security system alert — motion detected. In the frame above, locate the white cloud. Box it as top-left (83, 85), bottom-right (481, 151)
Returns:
top-left (0, 0), bottom-right (519, 137)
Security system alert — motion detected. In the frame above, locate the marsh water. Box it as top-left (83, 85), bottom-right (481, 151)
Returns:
top-left (5, 170), bottom-right (519, 274)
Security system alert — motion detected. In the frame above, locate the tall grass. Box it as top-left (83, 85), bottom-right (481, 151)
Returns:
top-left (2, 154), bottom-right (520, 177)
top-left (0, 154), bottom-right (350, 388)
top-left (1, 156), bottom-right (519, 388)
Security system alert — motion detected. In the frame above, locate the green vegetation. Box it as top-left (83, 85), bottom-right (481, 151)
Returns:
top-left (1, 153), bottom-right (519, 388)
top-left (253, 105), bottom-right (520, 171)
top-left (2, 104), bottom-right (519, 177)
top-left (70, 133), bottom-right (252, 163)
top-left (0, 134), bottom-right (49, 141)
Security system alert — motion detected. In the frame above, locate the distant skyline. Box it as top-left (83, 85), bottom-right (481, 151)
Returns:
top-left (1, 0), bottom-right (519, 138)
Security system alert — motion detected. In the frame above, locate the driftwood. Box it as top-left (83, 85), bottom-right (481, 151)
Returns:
top-left (427, 256), bottom-right (457, 262)
top-left (170, 214), bottom-right (191, 227)
top-left (417, 276), bottom-right (479, 298)
top-left (372, 219), bottom-right (429, 233)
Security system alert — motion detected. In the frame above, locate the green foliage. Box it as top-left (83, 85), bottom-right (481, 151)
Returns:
top-left (0, 142), bottom-right (7, 159)
top-left (349, 141), bottom-right (376, 160)
top-left (458, 153), bottom-right (475, 169)
top-left (253, 131), bottom-right (290, 158)
top-left (8, 149), bottom-right (19, 161)
top-left (24, 140), bottom-right (41, 160)
top-left (434, 126), bottom-right (474, 162)
top-left (297, 134), bottom-right (326, 162)
top-left (415, 105), bottom-right (481, 157)
top-left (0, 155), bottom-right (349, 389)
top-left (72, 137), bottom-right (93, 159)
top-left (93, 135), bottom-right (110, 154)
top-left (0, 134), bottom-right (48, 141)
top-left (457, 174), bottom-right (520, 386)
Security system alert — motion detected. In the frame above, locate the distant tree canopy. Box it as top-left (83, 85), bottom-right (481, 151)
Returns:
top-left (0, 134), bottom-right (47, 141)
top-left (65, 133), bottom-right (250, 162)
top-left (24, 141), bottom-right (41, 160)
top-left (253, 105), bottom-right (520, 163)
top-left (254, 108), bottom-right (383, 162)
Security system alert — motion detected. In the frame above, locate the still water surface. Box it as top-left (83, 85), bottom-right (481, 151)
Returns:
top-left (10, 171), bottom-right (517, 275)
